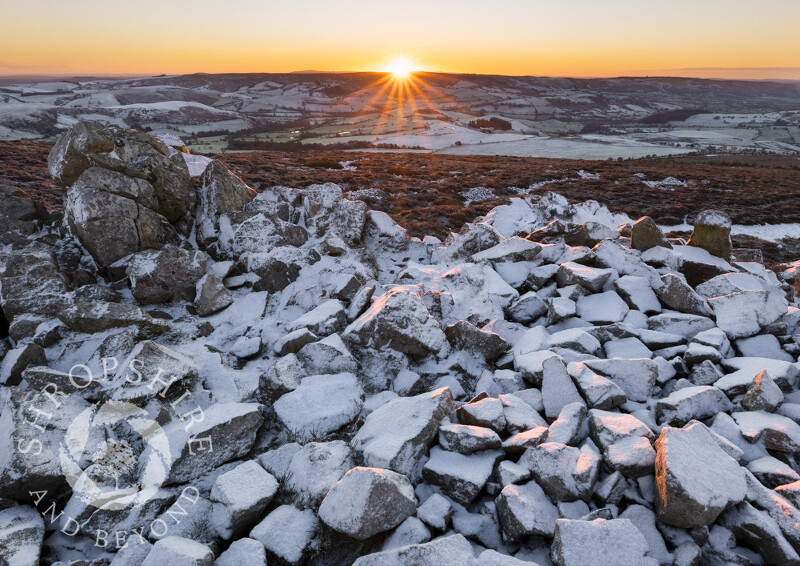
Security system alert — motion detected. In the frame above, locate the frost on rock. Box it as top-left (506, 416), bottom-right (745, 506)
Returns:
top-left (210, 460), bottom-right (278, 539)
top-left (552, 518), bottom-right (658, 566)
top-left (0, 505), bottom-right (45, 566)
top-left (352, 387), bottom-right (455, 478)
top-left (318, 466), bottom-right (417, 540)
top-left (274, 373), bottom-right (362, 441)
top-left (352, 533), bottom-right (476, 566)
top-left (654, 422), bottom-right (746, 528)
top-left (343, 287), bottom-right (447, 357)
top-left (249, 505), bottom-right (318, 566)
top-left (141, 536), bottom-right (214, 566)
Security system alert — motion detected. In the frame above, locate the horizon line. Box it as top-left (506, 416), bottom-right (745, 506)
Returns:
top-left (2, 68), bottom-right (800, 82)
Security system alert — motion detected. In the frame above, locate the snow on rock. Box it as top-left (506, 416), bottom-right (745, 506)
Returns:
top-left (583, 358), bottom-right (657, 403)
top-left (541, 356), bottom-right (586, 419)
top-left (655, 273), bottom-right (712, 317)
top-left (381, 516), bottom-right (431, 551)
top-left (687, 209), bottom-right (732, 261)
top-left (352, 534), bottom-right (476, 566)
top-left (654, 422), bottom-right (746, 528)
top-left (210, 460), bottom-right (278, 539)
top-left (249, 505), bottom-right (318, 566)
top-left (141, 536), bottom-right (214, 566)
top-left (416, 493), bottom-right (454, 530)
top-left (0, 505), bottom-right (45, 566)
top-left (285, 440), bottom-right (353, 503)
top-left (495, 480), bottom-right (559, 539)
top-left (352, 387), bottom-right (455, 478)
top-left (719, 501), bottom-right (800, 565)
top-left (656, 385), bottom-right (732, 426)
top-left (556, 262), bottom-right (613, 293)
top-left (457, 397), bottom-right (506, 432)
top-left (158, 402), bottom-right (264, 484)
top-left (576, 291), bottom-right (629, 324)
top-left (194, 273), bottom-right (233, 316)
top-left (523, 442), bottom-right (601, 502)
top-left (742, 369), bottom-right (784, 412)
top-left (343, 287), bottom-right (447, 357)
top-left (551, 518), bottom-right (658, 566)
top-left (422, 447), bottom-right (503, 505)
top-left (214, 538), bottom-right (268, 566)
top-left (318, 466), bottom-right (417, 540)
top-left (274, 373), bottom-right (362, 440)
top-left (732, 410), bottom-right (800, 452)
top-left (614, 275), bottom-right (662, 314)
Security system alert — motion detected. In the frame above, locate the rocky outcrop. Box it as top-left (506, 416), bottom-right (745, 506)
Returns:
top-left (1, 134), bottom-right (799, 565)
top-left (686, 209), bottom-right (732, 260)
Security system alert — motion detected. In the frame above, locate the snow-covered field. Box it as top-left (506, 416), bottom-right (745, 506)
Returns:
top-left (1, 73), bottom-right (798, 159)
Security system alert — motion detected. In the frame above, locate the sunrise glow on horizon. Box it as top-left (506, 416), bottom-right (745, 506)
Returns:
top-left (2, 0), bottom-right (799, 80)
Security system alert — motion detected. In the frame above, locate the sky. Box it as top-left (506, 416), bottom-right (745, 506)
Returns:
top-left (2, 0), bottom-right (799, 79)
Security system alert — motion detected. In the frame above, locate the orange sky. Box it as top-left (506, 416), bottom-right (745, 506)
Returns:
top-left (2, 0), bottom-right (799, 79)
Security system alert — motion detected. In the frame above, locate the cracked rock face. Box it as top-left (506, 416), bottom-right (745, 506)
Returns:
top-left (2, 120), bottom-right (800, 565)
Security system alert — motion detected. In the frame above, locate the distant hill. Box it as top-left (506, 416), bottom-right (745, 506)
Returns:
top-left (0, 72), bottom-right (797, 159)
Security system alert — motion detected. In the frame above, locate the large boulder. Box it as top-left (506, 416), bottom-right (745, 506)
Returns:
top-left (686, 209), bottom-right (732, 260)
top-left (48, 120), bottom-right (116, 185)
top-left (126, 246), bottom-right (207, 304)
top-left (654, 422), bottom-right (746, 528)
top-left (0, 387), bottom-right (91, 499)
top-left (64, 167), bottom-right (180, 267)
top-left (0, 505), bottom-right (45, 566)
top-left (210, 460), bottom-right (278, 540)
top-left (352, 534), bottom-right (476, 566)
top-left (496, 480), bottom-right (559, 540)
top-left (709, 289), bottom-right (787, 339)
top-left (302, 183), bottom-right (368, 245)
top-left (51, 122), bottom-right (195, 220)
top-left (352, 388), bottom-right (455, 479)
top-left (0, 246), bottom-right (69, 321)
top-left (0, 186), bottom-right (42, 244)
top-left (630, 216), bottom-right (671, 252)
top-left (274, 373), bottom-right (362, 441)
top-left (194, 159), bottom-right (257, 247)
top-left (551, 518), bottom-right (658, 566)
top-left (343, 287), bottom-right (447, 357)
top-left (318, 467), bottom-right (417, 540)
top-left (249, 505), bottom-right (318, 566)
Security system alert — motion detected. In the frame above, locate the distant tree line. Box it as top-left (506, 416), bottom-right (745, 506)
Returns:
top-left (225, 139), bottom-right (423, 152)
top-left (641, 109), bottom-right (708, 124)
top-left (468, 117), bottom-right (513, 131)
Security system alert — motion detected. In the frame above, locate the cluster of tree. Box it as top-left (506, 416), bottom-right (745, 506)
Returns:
top-left (467, 117), bottom-right (513, 131)
top-left (227, 139), bottom-right (376, 151)
top-left (641, 109), bottom-right (707, 124)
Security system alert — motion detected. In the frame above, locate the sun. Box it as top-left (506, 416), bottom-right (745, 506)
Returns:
top-left (385, 57), bottom-right (416, 80)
